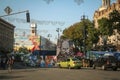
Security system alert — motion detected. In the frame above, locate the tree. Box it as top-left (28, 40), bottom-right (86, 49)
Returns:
top-left (63, 19), bottom-right (99, 51)
top-left (63, 22), bottom-right (84, 50)
top-left (97, 10), bottom-right (120, 50)
top-left (87, 25), bottom-right (99, 49)
top-left (18, 46), bottom-right (29, 54)
top-left (98, 17), bottom-right (113, 36)
top-left (98, 17), bottom-right (113, 48)
top-left (109, 10), bottom-right (120, 50)
top-left (109, 10), bottom-right (120, 33)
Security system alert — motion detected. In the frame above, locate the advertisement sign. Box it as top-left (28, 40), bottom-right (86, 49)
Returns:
top-left (40, 36), bottom-right (56, 51)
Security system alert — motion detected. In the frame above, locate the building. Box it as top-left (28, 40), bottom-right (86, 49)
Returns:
top-left (94, 0), bottom-right (120, 28)
top-left (93, 0), bottom-right (120, 48)
top-left (14, 23), bottom-right (56, 53)
top-left (14, 28), bottom-right (33, 51)
top-left (0, 18), bottom-right (15, 53)
top-left (14, 23), bottom-right (38, 51)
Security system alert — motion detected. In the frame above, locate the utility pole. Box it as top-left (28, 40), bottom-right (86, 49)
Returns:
top-left (81, 15), bottom-right (87, 57)
top-left (56, 28), bottom-right (62, 50)
top-left (56, 28), bottom-right (62, 59)
top-left (47, 34), bottom-right (52, 40)
top-left (56, 28), bottom-right (62, 42)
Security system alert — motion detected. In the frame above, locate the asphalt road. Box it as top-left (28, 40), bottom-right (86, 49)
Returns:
top-left (0, 68), bottom-right (120, 80)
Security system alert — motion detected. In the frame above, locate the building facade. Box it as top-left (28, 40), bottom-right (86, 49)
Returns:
top-left (0, 18), bottom-right (15, 53)
top-left (94, 0), bottom-right (120, 28)
top-left (14, 23), bottom-right (38, 51)
top-left (93, 0), bottom-right (120, 48)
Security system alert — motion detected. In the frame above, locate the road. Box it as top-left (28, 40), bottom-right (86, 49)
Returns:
top-left (0, 68), bottom-right (120, 80)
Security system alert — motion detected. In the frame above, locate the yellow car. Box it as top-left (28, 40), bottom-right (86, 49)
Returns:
top-left (58, 57), bottom-right (82, 69)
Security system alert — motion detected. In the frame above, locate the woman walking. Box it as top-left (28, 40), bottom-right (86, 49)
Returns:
top-left (7, 57), bottom-right (14, 72)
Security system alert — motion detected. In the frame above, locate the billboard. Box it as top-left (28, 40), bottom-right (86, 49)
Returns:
top-left (32, 36), bottom-right (56, 56)
top-left (40, 36), bottom-right (56, 51)
top-left (29, 35), bottom-right (40, 52)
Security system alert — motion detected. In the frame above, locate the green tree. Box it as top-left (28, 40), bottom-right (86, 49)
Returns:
top-left (63, 19), bottom-right (99, 51)
top-left (63, 22), bottom-right (83, 49)
top-left (87, 25), bottom-right (99, 50)
top-left (98, 17), bottom-right (113, 47)
top-left (98, 17), bottom-right (113, 36)
top-left (109, 10), bottom-right (120, 33)
top-left (97, 10), bottom-right (120, 51)
top-left (18, 46), bottom-right (29, 54)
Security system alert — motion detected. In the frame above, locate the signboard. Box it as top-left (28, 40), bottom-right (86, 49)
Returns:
top-left (4, 6), bottom-right (12, 15)
top-left (40, 36), bottom-right (56, 51)
top-left (32, 36), bottom-right (56, 56)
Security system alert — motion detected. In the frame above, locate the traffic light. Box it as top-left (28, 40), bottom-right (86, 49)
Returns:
top-left (26, 12), bottom-right (30, 22)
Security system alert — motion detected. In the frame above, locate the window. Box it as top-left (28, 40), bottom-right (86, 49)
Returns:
top-left (67, 59), bottom-right (70, 61)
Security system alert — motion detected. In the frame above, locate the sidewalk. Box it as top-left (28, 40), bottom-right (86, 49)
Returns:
top-left (12, 62), bottom-right (28, 69)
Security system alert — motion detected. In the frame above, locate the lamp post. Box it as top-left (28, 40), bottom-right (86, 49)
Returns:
top-left (56, 28), bottom-right (62, 47)
top-left (47, 34), bottom-right (52, 40)
top-left (56, 28), bottom-right (62, 41)
top-left (81, 15), bottom-right (87, 57)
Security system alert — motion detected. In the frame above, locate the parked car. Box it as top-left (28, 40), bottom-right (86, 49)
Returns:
top-left (92, 55), bottom-right (118, 71)
top-left (58, 57), bottom-right (82, 69)
top-left (113, 52), bottom-right (120, 68)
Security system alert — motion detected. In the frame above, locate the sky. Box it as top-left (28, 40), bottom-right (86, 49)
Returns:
top-left (0, 0), bottom-right (116, 43)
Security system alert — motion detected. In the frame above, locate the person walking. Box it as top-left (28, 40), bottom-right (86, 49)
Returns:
top-left (7, 57), bottom-right (14, 72)
top-left (1, 55), bottom-right (7, 70)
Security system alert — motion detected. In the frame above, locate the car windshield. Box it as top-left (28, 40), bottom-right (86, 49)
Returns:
top-left (72, 58), bottom-right (79, 61)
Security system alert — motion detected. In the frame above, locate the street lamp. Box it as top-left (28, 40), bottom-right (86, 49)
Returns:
top-left (56, 28), bottom-right (62, 47)
top-left (47, 34), bottom-right (52, 40)
top-left (81, 15), bottom-right (87, 57)
top-left (56, 28), bottom-right (62, 41)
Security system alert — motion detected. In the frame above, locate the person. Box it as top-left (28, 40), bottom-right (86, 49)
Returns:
top-left (82, 58), bottom-right (89, 68)
top-left (1, 55), bottom-right (7, 70)
top-left (40, 59), bottom-right (45, 68)
top-left (0, 56), bottom-right (1, 69)
top-left (7, 57), bottom-right (14, 72)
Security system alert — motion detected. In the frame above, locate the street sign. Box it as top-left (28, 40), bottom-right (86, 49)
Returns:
top-left (4, 6), bottom-right (12, 15)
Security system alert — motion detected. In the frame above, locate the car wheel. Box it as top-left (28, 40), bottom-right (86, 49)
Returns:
top-left (78, 66), bottom-right (81, 69)
top-left (59, 64), bottom-right (61, 68)
top-left (112, 67), bottom-right (117, 71)
top-left (102, 65), bottom-right (106, 70)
